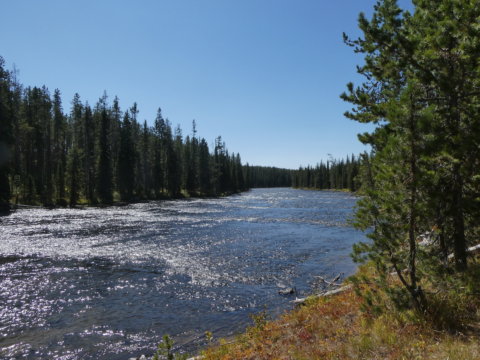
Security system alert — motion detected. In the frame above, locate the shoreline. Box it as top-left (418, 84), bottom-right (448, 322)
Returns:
top-left (4, 189), bottom-right (250, 214)
top-left (195, 261), bottom-right (480, 360)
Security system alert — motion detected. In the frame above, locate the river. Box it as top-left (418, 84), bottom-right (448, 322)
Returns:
top-left (0, 188), bottom-right (366, 359)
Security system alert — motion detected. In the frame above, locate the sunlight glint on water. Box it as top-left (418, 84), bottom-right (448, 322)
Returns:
top-left (0, 188), bottom-right (365, 359)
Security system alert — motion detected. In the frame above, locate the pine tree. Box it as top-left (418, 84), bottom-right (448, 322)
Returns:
top-left (235, 153), bottom-right (245, 191)
top-left (9, 66), bottom-right (22, 205)
top-left (165, 121), bottom-right (180, 197)
top-left (141, 120), bottom-right (151, 198)
top-left (198, 138), bottom-right (211, 195)
top-left (110, 96), bottom-right (122, 191)
top-left (53, 89), bottom-right (67, 203)
top-left (97, 107), bottom-right (113, 204)
top-left (70, 93), bottom-right (83, 151)
top-left (68, 94), bottom-right (84, 205)
top-left (342, 0), bottom-right (429, 309)
top-left (153, 108), bottom-right (165, 197)
top-left (41, 86), bottom-right (54, 206)
top-left (342, 0), bottom-right (480, 310)
top-left (408, 0), bottom-right (480, 270)
top-left (172, 125), bottom-right (183, 197)
top-left (185, 120), bottom-right (199, 194)
top-left (0, 57), bottom-right (12, 212)
top-left (117, 111), bottom-right (135, 201)
top-left (83, 104), bottom-right (96, 204)
top-left (68, 146), bottom-right (80, 206)
top-left (129, 103), bottom-right (143, 197)
top-left (213, 136), bottom-right (225, 194)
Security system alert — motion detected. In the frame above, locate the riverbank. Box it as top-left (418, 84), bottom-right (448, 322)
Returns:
top-left (5, 187), bottom-right (356, 213)
top-left (292, 187), bottom-right (353, 193)
top-left (197, 263), bottom-right (480, 360)
top-left (5, 189), bottom-right (247, 213)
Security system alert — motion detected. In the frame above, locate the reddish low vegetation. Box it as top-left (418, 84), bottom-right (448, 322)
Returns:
top-left (201, 267), bottom-right (480, 360)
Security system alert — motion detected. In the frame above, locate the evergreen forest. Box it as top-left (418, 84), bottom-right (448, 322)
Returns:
top-left (341, 0), bottom-right (480, 313)
top-left (0, 55), bottom-right (372, 212)
top-left (292, 154), bottom-right (361, 191)
top-left (0, 56), bottom-right (296, 210)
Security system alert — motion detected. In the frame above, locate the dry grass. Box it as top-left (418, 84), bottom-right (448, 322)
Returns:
top-left (201, 267), bottom-right (480, 360)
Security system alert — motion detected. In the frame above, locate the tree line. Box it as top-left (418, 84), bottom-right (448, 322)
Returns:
top-left (343, 0), bottom-right (480, 312)
top-left (292, 154), bottom-right (361, 191)
top-left (0, 56), bottom-right (256, 210)
top-left (246, 166), bottom-right (293, 188)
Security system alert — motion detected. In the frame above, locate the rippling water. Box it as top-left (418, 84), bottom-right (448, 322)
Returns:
top-left (0, 188), bottom-right (365, 359)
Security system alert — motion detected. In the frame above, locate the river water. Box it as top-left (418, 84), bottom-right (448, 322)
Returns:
top-left (0, 188), bottom-right (365, 359)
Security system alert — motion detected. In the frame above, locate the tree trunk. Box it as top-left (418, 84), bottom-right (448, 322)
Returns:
top-left (452, 166), bottom-right (467, 270)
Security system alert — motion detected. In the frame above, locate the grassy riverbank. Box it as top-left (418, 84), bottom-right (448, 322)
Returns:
top-left (199, 263), bottom-right (480, 360)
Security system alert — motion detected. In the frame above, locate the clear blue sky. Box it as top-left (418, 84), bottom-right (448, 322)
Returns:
top-left (1, 0), bottom-right (412, 169)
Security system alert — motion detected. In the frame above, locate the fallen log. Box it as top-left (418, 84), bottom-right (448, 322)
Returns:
top-left (291, 285), bottom-right (352, 305)
top-left (447, 243), bottom-right (480, 260)
top-left (314, 274), bottom-right (342, 287)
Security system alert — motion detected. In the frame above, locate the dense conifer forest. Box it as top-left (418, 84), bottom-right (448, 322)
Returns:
top-left (246, 166), bottom-right (293, 188)
top-left (292, 154), bottom-right (361, 191)
top-left (0, 55), bottom-right (371, 211)
top-left (0, 56), bottom-right (257, 210)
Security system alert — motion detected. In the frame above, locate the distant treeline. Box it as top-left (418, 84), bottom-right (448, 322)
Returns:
top-left (292, 155), bottom-right (361, 191)
top-left (244, 155), bottom-right (363, 191)
top-left (0, 56), bottom-right (269, 209)
top-left (247, 166), bottom-right (293, 188)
